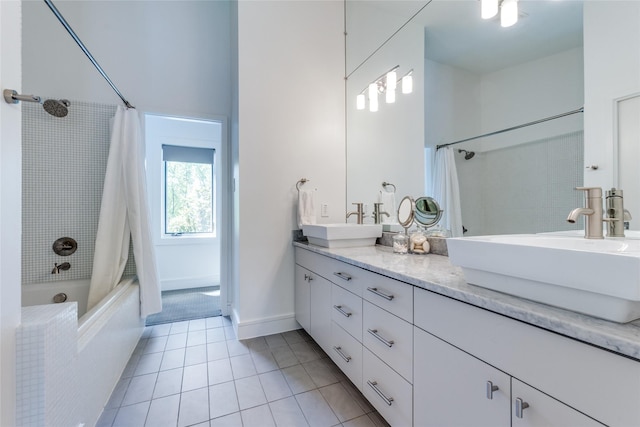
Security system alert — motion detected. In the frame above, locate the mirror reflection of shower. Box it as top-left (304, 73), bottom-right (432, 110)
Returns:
top-left (458, 149), bottom-right (475, 160)
top-left (3, 89), bottom-right (70, 118)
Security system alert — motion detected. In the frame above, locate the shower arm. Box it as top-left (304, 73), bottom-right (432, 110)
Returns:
top-left (3, 90), bottom-right (41, 104)
top-left (43, 0), bottom-right (134, 109)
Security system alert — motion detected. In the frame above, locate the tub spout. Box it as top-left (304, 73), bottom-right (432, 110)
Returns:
top-left (51, 262), bottom-right (71, 274)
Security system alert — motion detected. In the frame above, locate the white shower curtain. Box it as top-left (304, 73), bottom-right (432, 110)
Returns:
top-left (433, 147), bottom-right (464, 237)
top-left (88, 106), bottom-right (162, 317)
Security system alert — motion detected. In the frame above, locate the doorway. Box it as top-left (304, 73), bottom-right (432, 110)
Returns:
top-left (143, 114), bottom-right (228, 324)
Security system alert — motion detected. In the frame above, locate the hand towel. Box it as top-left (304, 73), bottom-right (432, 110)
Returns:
top-left (379, 190), bottom-right (397, 223)
top-left (298, 188), bottom-right (316, 228)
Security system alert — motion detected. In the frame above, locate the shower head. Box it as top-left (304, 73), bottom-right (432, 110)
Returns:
top-left (3, 89), bottom-right (70, 118)
top-left (43, 99), bottom-right (70, 118)
top-left (458, 149), bottom-right (475, 160)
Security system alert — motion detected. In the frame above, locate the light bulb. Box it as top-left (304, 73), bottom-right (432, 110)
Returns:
top-left (402, 75), bottom-right (413, 94)
top-left (386, 89), bottom-right (396, 104)
top-left (387, 71), bottom-right (397, 91)
top-left (501, 0), bottom-right (518, 27)
top-left (368, 83), bottom-right (379, 112)
top-left (356, 93), bottom-right (365, 110)
top-left (481, 0), bottom-right (498, 19)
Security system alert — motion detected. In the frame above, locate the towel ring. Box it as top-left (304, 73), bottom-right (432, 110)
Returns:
top-left (382, 181), bottom-right (396, 193)
top-left (296, 178), bottom-right (309, 191)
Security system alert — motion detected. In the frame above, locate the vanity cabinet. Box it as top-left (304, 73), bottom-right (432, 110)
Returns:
top-left (294, 265), bottom-right (311, 331)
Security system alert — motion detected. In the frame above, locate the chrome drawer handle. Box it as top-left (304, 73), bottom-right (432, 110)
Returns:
top-left (333, 305), bottom-right (352, 318)
top-left (367, 287), bottom-right (394, 301)
top-left (333, 346), bottom-right (351, 363)
top-left (367, 380), bottom-right (394, 406)
top-left (515, 398), bottom-right (530, 418)
top-left (486, 381), bottom-right (499, 400)
top-left (333, 272), bottom-right (352, 281)
top-left (367, 329), bottom-right (394, 347)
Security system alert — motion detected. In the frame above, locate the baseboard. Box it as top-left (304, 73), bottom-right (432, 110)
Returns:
top-left (161, 276), bottom-right (219, 291)
top-left (235, 312), bottom-right (300, 340)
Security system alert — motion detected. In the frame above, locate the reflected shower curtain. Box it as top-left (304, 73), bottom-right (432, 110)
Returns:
top-left (88, 106), bottom-right (162, 317)
top-left (433, 147), bottom-right (464, 237)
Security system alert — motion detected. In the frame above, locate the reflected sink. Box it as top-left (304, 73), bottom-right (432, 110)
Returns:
top-left (302, 223), bottom-right (382, 248)
top-left (447, 234), bottom-right (640, 322)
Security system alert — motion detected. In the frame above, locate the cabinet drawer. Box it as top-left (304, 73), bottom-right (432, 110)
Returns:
top-left (415, 287), bottom-right (640, 427)
top-left (362, 272), bottom-right (413, 322)
top-left (330, 321), bottom-right (363, 390)
top-left (332, 284), bottom-right (363, 342)
top-left (296, 247), bottom-right (363, 296)
top-left (363, 348), bottom-right (412, 427)
top-left (363, 301), bottom-right (412, 383)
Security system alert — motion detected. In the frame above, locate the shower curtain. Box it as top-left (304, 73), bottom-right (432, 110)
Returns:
top-left (433, 147), bottom-right (464, 237)
top-left (88, 106), bottom-right (162, 317)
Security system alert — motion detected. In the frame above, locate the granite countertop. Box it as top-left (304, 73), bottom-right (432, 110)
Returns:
top-left (293, 242), bottom-right (640, 361)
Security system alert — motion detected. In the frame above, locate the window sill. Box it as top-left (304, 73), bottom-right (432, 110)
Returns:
top-left (156, 234), bottom-right (217, 246)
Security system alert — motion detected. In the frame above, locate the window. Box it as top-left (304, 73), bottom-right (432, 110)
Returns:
top-left (162, 144), bottom-right (215, 236)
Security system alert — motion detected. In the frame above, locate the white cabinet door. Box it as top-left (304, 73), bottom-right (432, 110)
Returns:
top-left (414, 327), bottom-right (510, 427)
top-left (511, 379), bottom-right (605, 427)
top-left (309, 272), bottom-right (332, 353)
top-left (294, 265), bottom-right (311, 332)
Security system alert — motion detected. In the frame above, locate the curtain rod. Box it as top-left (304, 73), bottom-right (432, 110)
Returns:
top-left (436, 107), bottom-right (584, 150)
top-left (43, 0), bottom-right (134, 109)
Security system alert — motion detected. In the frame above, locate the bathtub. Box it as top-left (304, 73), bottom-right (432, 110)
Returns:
top-left (19, 276), bottom-right (144, 427)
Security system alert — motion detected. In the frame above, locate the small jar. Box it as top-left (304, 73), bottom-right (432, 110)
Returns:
top-left (392, 233), bottom-right (409, 254)
top-left (410, 228), bottom-right (430, 255)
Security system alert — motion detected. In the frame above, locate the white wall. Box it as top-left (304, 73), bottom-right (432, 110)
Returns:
top-left (583, 1), bottom-right (640, 190)
top-left (0, 2), bottom-right (22, 425)
top-left (235, 0), bottom-right (345, 338)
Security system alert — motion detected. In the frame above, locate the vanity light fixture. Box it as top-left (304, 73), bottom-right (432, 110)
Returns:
top-left (368, 82), bottom-right (379, 112)
top-left (481, 0), bottom-right (499, 19)
top-left (500, 0), bottom-right (518, 27)
top-left (386, 70), bottom-right (397, 103)
top-left (356, 93), bottom-right (366, 110)
top-left (402, 69), bottom-right (413, 94)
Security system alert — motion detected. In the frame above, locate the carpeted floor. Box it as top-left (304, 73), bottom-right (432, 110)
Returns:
top-left (145, 286), bottom-right (222, 326)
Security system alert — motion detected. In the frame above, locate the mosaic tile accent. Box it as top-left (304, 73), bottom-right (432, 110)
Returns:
top-left (22, 100), bottom-right (136, 285)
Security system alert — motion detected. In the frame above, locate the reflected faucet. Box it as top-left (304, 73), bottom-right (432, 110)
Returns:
top-left (605, 188), bottom-right (632, 238)
top-left (346, 202), bottom-right (365, 224)
top-left (567, 187), bottom-right (604, 239)
top-left (372, 203), bottom-right (390, 224)
top-left (51, 262), bottom-right (71, 274)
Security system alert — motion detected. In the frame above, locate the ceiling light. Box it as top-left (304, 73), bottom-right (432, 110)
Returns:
top-left (481, 0), bottom-right (499, 19)
top-left (501, 0), bottom-right (518, 27)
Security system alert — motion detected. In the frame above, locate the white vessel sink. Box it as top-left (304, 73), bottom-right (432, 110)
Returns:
top-left (447, 234), bottom-right (640, 322)
top-left (302, 223), bottom-right (382, 248)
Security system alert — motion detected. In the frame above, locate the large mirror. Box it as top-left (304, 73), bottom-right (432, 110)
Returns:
top-left (346, 0), bottom-right (640, 236)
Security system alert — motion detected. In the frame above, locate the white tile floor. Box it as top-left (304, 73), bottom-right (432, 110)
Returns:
top-left (97, 316), bottom-right (389, 427)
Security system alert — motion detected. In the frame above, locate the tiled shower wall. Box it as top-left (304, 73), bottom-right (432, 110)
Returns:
top-left (22, 100), bottom-right (135, 285)
top-left (457, 130), bottom-right (584, 236)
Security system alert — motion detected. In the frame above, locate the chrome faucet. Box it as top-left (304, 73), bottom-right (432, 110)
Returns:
top-left (346, 202), bottom-right (365, 224)
top-left (372, 203), bottom-right (389, 224)
top-left (567, 187), bottom-right (606, 239)
top-left (605, 188), bottom-right (632, 237)
top-left (51, 262), bottom-right (71, 274)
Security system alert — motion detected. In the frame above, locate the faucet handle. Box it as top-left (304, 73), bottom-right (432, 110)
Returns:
top-left (575, 187), bottom-right (603, 197)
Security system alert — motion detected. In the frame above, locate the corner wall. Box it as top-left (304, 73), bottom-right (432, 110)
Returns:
top-left (235, 0), bottom-right (345, 338)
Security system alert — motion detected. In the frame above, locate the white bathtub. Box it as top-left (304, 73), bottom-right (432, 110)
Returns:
top-left (19, 276), bottom-right (145, 427)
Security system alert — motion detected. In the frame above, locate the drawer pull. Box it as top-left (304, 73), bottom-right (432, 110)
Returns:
top-left (333, 305), bottom-right (352, 318)
top-left (367, 329), bottom-right (394, 347)
top-left (367, 380), bottom-right (394, 406)
top-left (486, 381), bottom-right (499, 400)
top-left (333, 346), bottom-right (352, 363)
top-left (304, 274), bottom-right (313, 282)
top-left (367, 287), bottom-right (394, 301)
top-left (333, 272), bottom-right (352, 281)
top-left (515, 398), bottom-right (530, 418)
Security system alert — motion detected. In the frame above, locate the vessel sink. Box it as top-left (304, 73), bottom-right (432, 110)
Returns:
top-left (447, 234), bottom-right (640, 322)
top-left (302, 223), bottom-right (382, 248)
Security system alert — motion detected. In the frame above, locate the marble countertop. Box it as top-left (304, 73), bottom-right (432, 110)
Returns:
top-left (294, 242), bottom-right (640, 361)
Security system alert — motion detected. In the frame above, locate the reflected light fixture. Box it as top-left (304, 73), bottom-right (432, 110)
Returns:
top-left (481, 0), bottom-right (499, 19)
top-left (368, 82), bottom-right (379, 112)
top-left (500, 0), bottom-right (518, 27)
top-left (402, 70), bottom-right (413, 94)
top-left (356, 93), bottom-right (365, 110)
top-left (386, 70), bottom-right (397, 103)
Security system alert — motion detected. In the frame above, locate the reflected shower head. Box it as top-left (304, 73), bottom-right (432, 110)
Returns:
top-left (43, 99), bottom-right (70, 118)
top-left (458, 149), bottom-right (475, 160)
